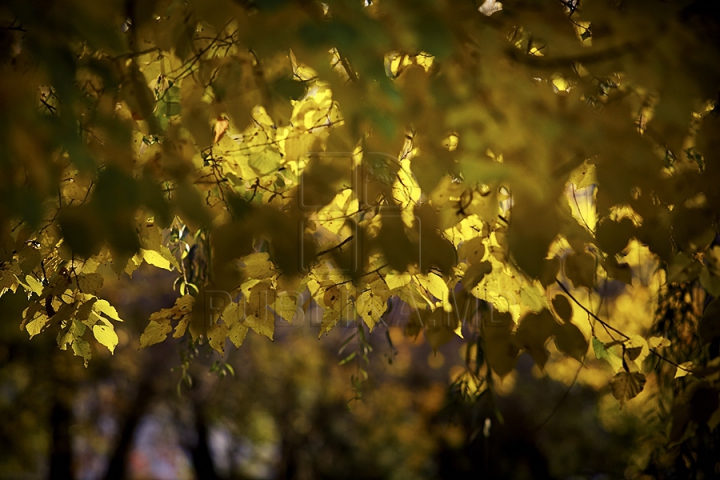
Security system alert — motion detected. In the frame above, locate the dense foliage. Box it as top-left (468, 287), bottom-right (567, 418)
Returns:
top-left (2, 0), bottom-right (720, 476)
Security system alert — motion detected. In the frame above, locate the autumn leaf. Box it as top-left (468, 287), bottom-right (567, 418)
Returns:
top-left (356, 289), bottom-right (388, 331)
top-left (515, 310), bottom-right (556, 369)
top-left (139, 318), bottom-right (172, 348)
top-left (92, 325), bottom-right (119, 354)
top-left (551, 294), bottom-right (573, 323)
top-left (610, 372), bottom-right (646, 406)
top-left (213, 116), bottom-right (230, 144)
top-left (72, 339), bottom-right (92, 367)
top-left (554, 322), bottom-right (588, 362)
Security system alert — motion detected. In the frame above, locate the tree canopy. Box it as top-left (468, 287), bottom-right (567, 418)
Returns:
top-left (2, 0), bottom-right (720, 476)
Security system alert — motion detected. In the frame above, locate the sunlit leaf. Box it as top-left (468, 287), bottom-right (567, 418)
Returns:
top-left (356, 289), bottom-right (388, 331)
top-left (92, 324), bottom-right (118, 354)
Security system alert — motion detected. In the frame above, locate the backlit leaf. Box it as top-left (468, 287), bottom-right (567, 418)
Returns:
top-left (72, 338), bottom-right (92, 367)
top-left (92, 325), bottom-right (118, 354)
top-left (356, 289), bottom-right (388, 331)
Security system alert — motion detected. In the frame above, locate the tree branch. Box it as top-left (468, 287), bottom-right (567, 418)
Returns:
top-left (555, 278), bottom-right (629, 340)
top-left (507, 41), bottom-right (649, 69)
top-left (556, 278), bottom-right (700, 377)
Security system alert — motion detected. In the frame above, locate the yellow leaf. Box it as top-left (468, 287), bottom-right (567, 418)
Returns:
top-left (675, 361), bottom-right (693, 378)
top-left (520, 284), bottom-right (548, 312)
top-left (625, 335), bottom-right (650, 369)
top-left (24, 275), bottom-right (44, 295)
top-left (0, 262), bottom-right (21, 293)
top-left (393, 158), bottom-right (421, 228)
top-left (319, 306), bottom-right (341, 338)
top-left (246, 282), bottom-right (277, 311)
top-left (426, 325), bottom-right (457, 351)
top-left (207, 324), bottom-right (228, 354)
top-left (273, 294), bottom-right (297, 323)
top-left (139, 318), bottom-right (172, 348)
top-left (173, 316), bottom-right (190, 339)
top-left (221, 302), bottom-right (244, 327)
top-left (385, 272), bottom-right (411, 290)
top-left (94, 299), bottom-right (123, 322)
top-left (124, 254), bottom-right (143, 276)
top-left (244, 308), bottom-right (275, 340)
top-left (356, 289), bottom-right (388, 331)
top-left (417, 272), bottom-right (450, 312)
top-left (141, 248), bottom-right (171, 270)
top-left (26, 312), bottom-right (50, 338)
top-left (228, 322), bottom-right (249, 347)
top-left (648, 336), bottom-right (671, 349)
top-left (242, 252), bottom-right (275, 279)
top-left (453, 322), bottom-right (464, 339)
top-left (93, 324), bottom-right (119, 354)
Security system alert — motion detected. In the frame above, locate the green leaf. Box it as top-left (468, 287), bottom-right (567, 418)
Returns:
top-left (520, 284), bottom-right (547, 312)
top-left (72, 339), bottom-right (92, 367)
top-left (248, 149), bottom-right (282, 176)
top-left (339, 351), bottom-right (357, 366)
top-left (592, 336), bottom-right (624, 371)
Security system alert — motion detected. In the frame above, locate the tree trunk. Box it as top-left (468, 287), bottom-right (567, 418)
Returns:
top-left (103, 377), bottom-right (154, 480)
top-left (48, 397), bottom-right (73, 480)
top-left (189, 403), bottom-right (220, 480)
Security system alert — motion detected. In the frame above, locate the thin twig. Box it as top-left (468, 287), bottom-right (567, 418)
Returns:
top-left (556, 278), bottom-right (629, 339)
top-left (507, 40), bottom-right (648, 69)
top-left (316, 236), bottom-right (355, 257)
top-left (556, 278), bottom-right (699, 377)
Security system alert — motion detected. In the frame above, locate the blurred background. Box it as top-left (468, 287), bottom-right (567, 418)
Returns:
top-left (1, 262), bottom-right (661, 480)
